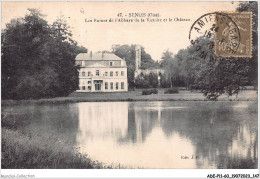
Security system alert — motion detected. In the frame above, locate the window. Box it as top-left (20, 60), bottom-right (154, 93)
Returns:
top-left (110, 62), bottom-right (113, 66)
top-left (82, 86), bottom-right (86, 90)
top-left (96, 70), bottom-right (100, 76)
top-left (121, 71), bottom-right (124, 76)
top-left (88, 86), bottom-right (91, 90)
top-left (82, 72), bottom-right (85, 77)
top-left (88, 81), bottom-right (91, 84)
top-left (121, 82), bottom-right (124, 89)
top-left (116, 71), bottom-right (118, 76)
top-left (105, 72), bottom-right (108, 76)
top-left (105, 82), bottom-right (108, 90)
top-left (110, 82), bottom-right (113, 90)
top-left (116, 82), bottom-right (119, 90)
top-left (88, 72), bottom-right (91, 76)
top-left (110, 71), bottom-right (113, 77)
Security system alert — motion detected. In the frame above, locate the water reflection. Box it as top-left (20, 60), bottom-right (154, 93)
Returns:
top-left (2, 104), bottom-right (79, 145)
top-left (76, 101), bottom-right (258, 169)
top-left (2, 101), bottom-right (257, 168)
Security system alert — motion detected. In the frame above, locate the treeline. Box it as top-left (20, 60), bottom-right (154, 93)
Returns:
top-left (135, 72), bottom-right (171, 88)
top-left (161, 2), bottom-right (257, 99)
top-left (2, 9), bottom-right (87, 100)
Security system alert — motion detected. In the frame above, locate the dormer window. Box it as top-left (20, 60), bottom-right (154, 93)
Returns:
top-left (110, 62), bottom-right (113, 66)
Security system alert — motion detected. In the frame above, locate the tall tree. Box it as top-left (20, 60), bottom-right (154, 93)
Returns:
top-left (168, 36), bottom-right (251, 99)
top-left (2, 9), bottom-right (83, 99)
top-left (160, 49), bottom-right (173, 68)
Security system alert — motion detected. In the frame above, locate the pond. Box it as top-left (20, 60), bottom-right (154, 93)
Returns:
top-left (2, 101), bottom-right (258, 169)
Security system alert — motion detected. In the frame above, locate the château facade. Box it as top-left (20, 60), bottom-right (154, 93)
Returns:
top-left (75, 52), bottom-right (128, 92)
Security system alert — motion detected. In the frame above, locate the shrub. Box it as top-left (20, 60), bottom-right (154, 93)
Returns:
top-left (135, 75), bottom-right (150, 88)
top-left (164, 87), bottom-right (179, 94)
top-left (142, 89), bottom-right (151, 95)
top-left (150, 88), bottom-right (158, 94)
top-left (142, 89), bottom-right (158, 95)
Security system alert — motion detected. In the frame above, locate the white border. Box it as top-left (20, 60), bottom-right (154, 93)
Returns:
top-left (1, 0), bottom-right (259, 178)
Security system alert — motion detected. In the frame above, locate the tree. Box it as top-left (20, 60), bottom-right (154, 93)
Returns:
top-left (167, 36), bottom-right (251, 99)
top-left (1, 9), bottom-right (83, 99)
top-left (134, 74), bottom-right (150, 88)
top-left (148, 72), bottom-right (158, 88)
top-left (160, 74), bottom-right (171, 88)
top-left (160, 49), bottom-right (173, 68)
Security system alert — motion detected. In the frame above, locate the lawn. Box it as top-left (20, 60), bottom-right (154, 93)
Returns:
top-left (2, 88), bottom-right (257, 106)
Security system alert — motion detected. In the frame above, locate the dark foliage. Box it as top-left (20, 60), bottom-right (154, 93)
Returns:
top-left (135, 72), bottom-right (159, 88)
top-left (164, 87), bottom-right (179, 94)
top-left (161, 2), bottom-right (257, 99)
top-left (142, 89), bottom-right (151, 95)
top-left (160, 74), bottom-right (171, 88)
top-left (141, 88), bottom-right (158, 95)
top-left (150, 88), bottom-right (158, 94)
top-left (1, 9), bottom-right (87, 99)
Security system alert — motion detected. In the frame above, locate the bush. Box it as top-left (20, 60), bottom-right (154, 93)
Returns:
top-left (150, 88), bottom-right (158, 94)
top-left (164, 87), bottom-right (179, 94)
top-left (142, 89), bottom-right (151, 95)
top-left (142, 89), bottom-right (158, 95)
top-left (135, 75), bottom-right (150, 88)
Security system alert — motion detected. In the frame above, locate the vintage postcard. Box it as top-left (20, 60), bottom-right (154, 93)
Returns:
top-left (1, 1), bottom-right (258, 178)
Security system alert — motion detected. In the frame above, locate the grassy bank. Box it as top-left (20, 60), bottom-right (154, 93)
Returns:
top-left (1, 128), bottom-right (114, 169)
top-left (2, 89), bottom-right (257, 106)
top-left (1, 114), bottom-right (114, 169)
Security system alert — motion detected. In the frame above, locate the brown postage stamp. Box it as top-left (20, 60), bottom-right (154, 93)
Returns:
top-left (214, 12), bottom-right (252, 58)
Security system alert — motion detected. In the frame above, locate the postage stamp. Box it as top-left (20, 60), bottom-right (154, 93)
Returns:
top-left (215, 12), bottom-right (252, 58)
top-left (189, 12), bottom-right (252, 58)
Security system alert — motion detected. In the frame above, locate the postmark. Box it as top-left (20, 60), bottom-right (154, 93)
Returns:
top-left (189, 12), bottom-right (252, 58)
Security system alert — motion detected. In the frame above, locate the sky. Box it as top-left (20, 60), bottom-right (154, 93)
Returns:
top-left (2, 1), bottom-right (239, 61)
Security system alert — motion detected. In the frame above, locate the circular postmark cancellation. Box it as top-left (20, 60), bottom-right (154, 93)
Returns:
top-left (189, 12), bottom-right (244, 58)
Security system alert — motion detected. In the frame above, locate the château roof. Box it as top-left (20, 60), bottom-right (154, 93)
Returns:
top-left (75, 52), bottom-right (124, 61)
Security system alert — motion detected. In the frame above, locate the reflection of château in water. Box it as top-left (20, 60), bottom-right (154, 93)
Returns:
top-left (76, 101), bottom-right (257, 169)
